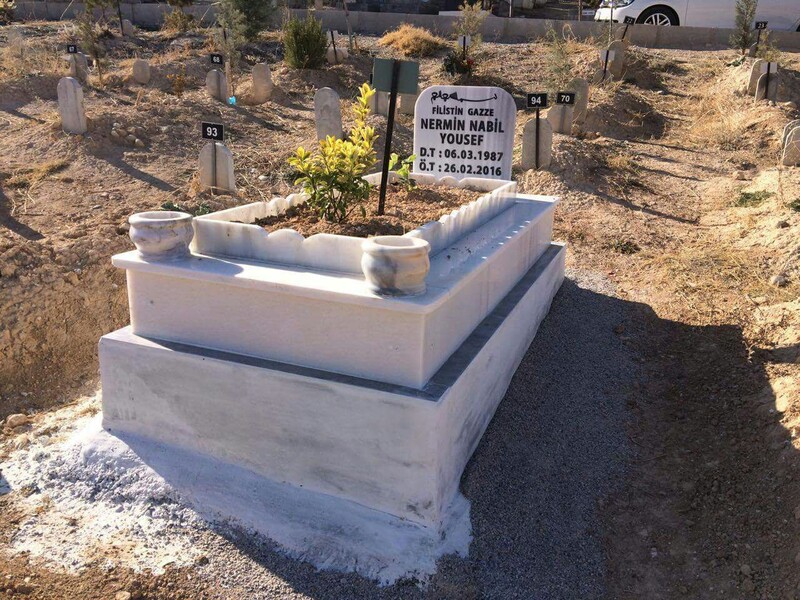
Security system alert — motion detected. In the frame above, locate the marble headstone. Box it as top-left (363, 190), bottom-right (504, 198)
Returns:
top-left (67, 52), bottom-right (89, 82)
top-left (521, 116), bottom-right (553, 170)
top-left (314, 87), bottom-right (343, 141)
top-left (57, 77), bottom-right (87, 134)
top-left (569, 77), bottom-right (590, 125)
top-left (199, 142), bottom-right (237, 193)
top-left (781, 126), bottom-right (800, 166)
top-left (547, 104), bottom-right (574, 135)
top-left (251, 63), bottom-right (273, 104)
top-left (206, 69), bottom-right (229, 102)
top-left (607, 40), bottom-right (627, 80)
top-left (132, 59), bottom-right (151, 85)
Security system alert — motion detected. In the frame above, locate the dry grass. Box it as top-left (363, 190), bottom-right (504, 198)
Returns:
top-left (379, 24), bottom-right (447, 57)
top-left (0, 30), bottom-right (63, 81)
top-left (6, 159), bottom-right (70, 189)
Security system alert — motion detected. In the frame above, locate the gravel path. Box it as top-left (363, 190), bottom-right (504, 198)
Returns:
top-left (195, 269), bottom-right (637, 599)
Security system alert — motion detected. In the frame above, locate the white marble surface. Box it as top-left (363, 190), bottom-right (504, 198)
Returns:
top-left (116, 195), bottom-right (557, 388)
top-left (57, 77), bottom-right (87, 134)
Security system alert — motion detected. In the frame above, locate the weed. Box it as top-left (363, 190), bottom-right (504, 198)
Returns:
top-left (608, 239), bottom-right (641, 254)
top-left (160, 200), bottom-right (212, 216)
top-left (734, 190), bottom-right (772, 207)
top-left (166, 66), bottom-right (187, 96)
top-left (6, 160), bottom-right (70, 189)
top-left (388, 153), bottom-right (416, 191)
top-left (787, 198), bottom-right (800, 212)
top-left (544, 25), bottom-right (573, 92)
top-left (162, 8), bottom-right (195, 34)
top-left (379, 25), bottom-right (446, 57)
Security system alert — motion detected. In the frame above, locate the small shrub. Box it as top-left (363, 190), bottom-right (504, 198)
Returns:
top-left (454, 1), bottom-right (487, 48)
top-left (388, 153), bottom-right (416, 191)
top-left (734, 190), bottom-right (772, 207)
top-left (161, 200), bottom-right (212, 216)
top-left (755, 30), bottom-right (782, 63)
top-left (544, 25), bottom-right (572, 92)
top-left (76, 9), bottom-right (106, 85)
top-left (166, 66), bottom-right (187, 96)
top-left (229, 0), bottom-right (274, 41)
top-left (608, 239), bottom-right (641, 255)
top-left (0, 0), bottom-right (16, 25)
top-left (162, 8), bottom-right (195, 33)
top-left (288, 84), bottom-right (377, 222)
top-left (214, 0), bottom-right (247, 95)
top-left (284, 14), bottom-right (327, 69)
top-left (443, 50), bottom-right (473, 76)
top-left (729, 0), bottom-right (758, 55)
top-left (379, 24), bottom-right (446, 57)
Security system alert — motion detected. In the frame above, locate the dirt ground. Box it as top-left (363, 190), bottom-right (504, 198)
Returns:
top-left (1, 17), bottom-right (800, 599)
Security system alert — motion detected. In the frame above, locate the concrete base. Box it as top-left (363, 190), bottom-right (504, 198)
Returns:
top-left (100, 243), bottom-right (566, 565)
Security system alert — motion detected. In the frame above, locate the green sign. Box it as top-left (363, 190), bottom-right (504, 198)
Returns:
top-left (371, 58), bottom-right (420, 95)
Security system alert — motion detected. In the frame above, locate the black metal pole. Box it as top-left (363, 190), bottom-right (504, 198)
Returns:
top-left (764, 62), bottom-right (771, 101)
top-left (330, 31), bottom-right (338, 64)
top-left (602, 50), bottom-right (610, 82)
top-left (462, 36), bottom-right (466, 59)
top-left (534, 108), bottom-right (540, 170)
top-left (622, 23), bottom-right (629, 40)
top-left (377, 60), bottom-right (400, 216)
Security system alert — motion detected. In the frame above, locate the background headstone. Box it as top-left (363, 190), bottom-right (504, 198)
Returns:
top-left (206, 69), bottom-right (229, 102)
top-left (326, 45), bottom-right (349, 65)
top-left (67, 52), bottom-right (89, 83)
top-left (569, 77), bottom-right (590, 125)
top-left (398, 84), bottom-right (421, 116)
top-left (370, 90), bottom-right (390, 116)
top-left (413, 85), bottom-right (516, 181)
top-left (755, 62), bottom-right (779, 102)
top-left (781, 127), bottom-right (800, 166)
top-left (250, 63), bottom-right (273, 104)
top-left (607, 40), bottom-right (627, 79)
top-left (314, 87), bottom-right (343, 141)
top-left (57, 77), bottom-right (87, 134)
top-left (547, 104), bottom-right (574, 135)
top-left (199, 142), bottom-right (237, 193)
top-left (132, 59), bottom-right (150, 85)
top-left (595, 49), bottom-right (615, 84)
top-left (122, 19), bottom-right (135, 37)
top-left (782, 119), bottom-right (800, 148)
top-left (521, 116), bottom-right (553, 170)
top-left (747, 59), bottom-right (765, 95)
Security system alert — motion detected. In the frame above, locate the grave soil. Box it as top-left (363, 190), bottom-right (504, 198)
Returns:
top-left (1, 19), bottom-right (800, 600)
top-left (256, 183), bottom-right (476, 237)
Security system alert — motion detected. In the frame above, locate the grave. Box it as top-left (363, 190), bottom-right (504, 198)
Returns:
top-left (754, 62), bottom-right (779, 102)
top-left (747, 59), bottom-right (765, 95)
top-left (57, 77), bottom-right (87, 135)
top-left (198, 141), bottom-right (236, 193)
top-left (67, 52), bottom-right (89, 82)
top-left (205, 69), bottom-right (229, 103)
top-left (595, 49), bottom-right (615, 84)
top-left (326, 31), bottom-right (348, 64)
top-left (369, 90), bottom-right (390, 116)
top-left (547, 104), bottom-right (574, 135)
top-left (98, 83), bottom-right (565, 582)
top-left (782, 119), bottom-right (800, 148)
top-left (521, 115), bottom-right (553, 170)
top-left (131, 59), bottom-right (150, 85)
top-left (314, 87), bottom-right (343, 141)
top-left (399, 84), bottom-right (421, 116)
top-left (569, 77), bottom-right (590, 125)
top-left (250, 63), bottom-right (273, 104)
top-left (607, 40), bottom-right (627, 80)
top-left (122, 19), bottom-right (135, 37)
top-left (782, 126), bottom-right (800, 166)
top-left (412, 85), bottom-right (516, 181)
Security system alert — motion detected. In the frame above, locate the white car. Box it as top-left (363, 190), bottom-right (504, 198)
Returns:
top-left (594, 0), bottom-right (800, 30)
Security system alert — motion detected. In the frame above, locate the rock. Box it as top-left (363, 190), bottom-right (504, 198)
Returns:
top-left (777, 220), bottom-right (789, 228)
top-left (258, 175), bottom-right (268, 181)
top-left (111, 129), bottom-right (120, 138)
top-left (134, 139), bottom-right (145, 148)
top-left (743, 578), bottom-right (755, 592)
top-left (771, 274), bottom-right (789, 287)
top-left (741, 564), bottom-right (752, 576)
top-left (115, 591), bottom-right (132, 600)
top-left (6, 414), bottom-right (29, 429)
top-left (195, 555), bottom-right (209, 566)
top-left (12, 434), bottom-right (30, 449)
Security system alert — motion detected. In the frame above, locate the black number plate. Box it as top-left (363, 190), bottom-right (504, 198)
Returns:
top-left (556, 92), bottom-right (576, 105)
top-left (201, 122), bottom-right (224, 141)
top-left (526, 92), bottom-right (548, 109)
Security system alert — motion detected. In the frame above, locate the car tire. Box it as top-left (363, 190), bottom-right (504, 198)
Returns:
top-left (636, 6), bottom-right (680, 26)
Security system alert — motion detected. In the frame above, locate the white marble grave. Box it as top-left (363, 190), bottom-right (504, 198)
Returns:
top-left (521, 115), bottom-right (553, 170)
top-left (250, 63), bottom-right (273, 104)
top-left (205, 69), bottom-right (228, 102)
top-left (132, 59), bottom-right (150, 85)
top-left (57, 77), bottom-right (87, 135)
top-left (782, 126), bottom-right (800, 166)
top-left (314, 87), bottom-right (343, 141)
top-left (198, 141), bottom-right (236, 193)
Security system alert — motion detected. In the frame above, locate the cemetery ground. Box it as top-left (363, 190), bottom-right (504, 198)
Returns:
top-left (1, 20), bottom-right (800, 599)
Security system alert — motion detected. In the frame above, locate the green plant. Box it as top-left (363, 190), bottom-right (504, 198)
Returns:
top-left (0, 0), bottom-right (16, 25)
top-left (544, 25), bottom-right (573, 92)
top-left (755, 30), bottom-right (782, 63)
top-left (163, 7), bottom-right (195, 33)
top-left (214, 0), bottom-right (247, 96)
top-left (161, 200), bottom-right (212, 216)
top-left (730, 0), bottom-right (758, 54)
top-left (228, 0), bottom-right (274, 41)
top-left (734, 190), bottom-right (772, 207)
top-left (454, 1), bottom-right (487, 49)
top-left (76, 9), bottom-right (106, 85)
top-left (283, 14), bottom-right (327, 69)
top-left (166, 65), bottom-right (187, 96)
top-left (443, 50), bottom-right (473, 76)
top-left (388, 153), bottom-right (416, 190)
top-left (288, 84), bottom-right (377, 222)
top-left (608, 239), bottom-right (640, 255)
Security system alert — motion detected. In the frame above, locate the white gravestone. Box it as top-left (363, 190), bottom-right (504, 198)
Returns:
top-left (314, 87), bottom-right (343, 141)
top-left (747, 59), bottom-right (765, 95)
top-left (755, 62), bottom-right (778, 102)
top-left (782, 126), bottom-right (800, 167)
top-left (57, 77), bottom-right (87, 135)
top-left (569, 77), bottom-right (590, 125)
top-left (251, 63), bottom-right (273, 104)
top-left (122, 19), bottom-right (135, 37)
top-left (132, 59), bottom-right (150, 85)
top-left (370, 90), bottom-right (390, 116)
top-left (326, 31), bottom-right (349, 64)
top-left (399, 85), bottom-right (421, 116)
top-left (607, 40), bottom-right (627, 80)
top-left (67, 52), bottom-right (89, 82)
top-left (413, 86), bottom-right (516, 181)
top-left (782, 120), bottom-right (800, 148)
top-left (199, 142), bottom-right (237, 193)
top-left (595, 49), bottom-right (616, 84)
top-left (206, 69), bottom-right (229, 102)
top-left (521, 116), bottom-right (553, 170)
top-left (547, 104), bottom-right (574, 135)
